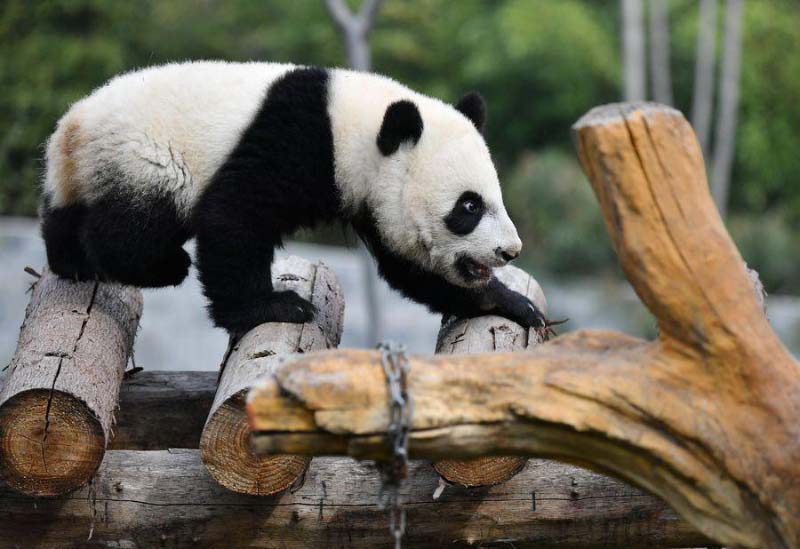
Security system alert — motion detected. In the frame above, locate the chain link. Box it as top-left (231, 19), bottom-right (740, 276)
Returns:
top-left (376, 341), bottom-right (413, 549)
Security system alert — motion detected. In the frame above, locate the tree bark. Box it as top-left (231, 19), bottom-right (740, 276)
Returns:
top-left (432, 266), bottom-right (546, 487)
top-left (648, 0), bottom-right (673, 105)
top-left (691, 0), bottom-right (718, 156)
top-left (0, 449), bottom-right (709, 548)
top-left (710, 0), bottom-right (744, 217)
top-left (200, 257), bottom-right (344, 495)
top-left (0, 269), bottom-right (142, 496)
top-left (621, 0), bottom-right (646, 101)
top-left (110, 371), bottom-right (217, 450)
top-left (247, 104), bottom-right (800, 549)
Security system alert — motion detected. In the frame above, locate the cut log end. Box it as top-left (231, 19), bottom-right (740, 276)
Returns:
top-left (0, 390), bottom-right (104, 496)
top-left (432, 456), bottom-right (528, 488)
top-left (571, 101), bottom-right (682, 130)
top-left (201, 256), bottom-right (342, 496)
top-left (432, 265), bottom-right (545, 488)
top-left (201, 391), bottom-right (310, 495)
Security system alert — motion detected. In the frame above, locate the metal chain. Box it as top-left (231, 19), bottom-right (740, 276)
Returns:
top-left (376, 341), bottom-right (413, 549)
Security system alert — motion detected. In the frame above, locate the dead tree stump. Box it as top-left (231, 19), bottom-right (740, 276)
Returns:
top-left (0, 269), bottom-right (142, 496)
top-left (433, 265), bottom-right (546, 487)
top-left (200, 256), bottom-right (344, 495)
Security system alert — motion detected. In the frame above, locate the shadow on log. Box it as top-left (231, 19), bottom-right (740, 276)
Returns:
top-left (0, 270), bottom-right (141, 496)
top-left (247, 104), bottom-right (800, 548)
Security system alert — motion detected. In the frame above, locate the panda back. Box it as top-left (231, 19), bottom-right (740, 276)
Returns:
top-left (45, 61), bottom-right (297, 213)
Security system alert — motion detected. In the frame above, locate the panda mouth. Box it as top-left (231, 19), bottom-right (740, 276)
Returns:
top-left (456, 255), bottom-right (493, 283)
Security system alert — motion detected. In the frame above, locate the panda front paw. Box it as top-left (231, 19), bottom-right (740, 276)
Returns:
top-left (498, 291), bottom-right (547, 329)
top-left (262, 290), bottom-right (317, 324)
top-left (212, 290), bottom-right (316, 334)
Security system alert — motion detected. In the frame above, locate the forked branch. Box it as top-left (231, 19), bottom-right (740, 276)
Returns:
top-left (247, 104), bottom-right (800, 548)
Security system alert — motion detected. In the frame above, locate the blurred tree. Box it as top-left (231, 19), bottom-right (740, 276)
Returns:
top-left (324, 0), bottom-right (385, 344)
top-left (691, 0), bottom-right (717, 156)
top-left (710, 0), bottom-right (743, 217)
top-left (621, 0), bottom-right (646, 101)
top-left (648, 0), bottom-right (673, 105)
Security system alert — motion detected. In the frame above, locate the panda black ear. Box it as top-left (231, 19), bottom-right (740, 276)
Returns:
top-left (455, 92), bottom-right (487, 133)
top-left (377, 100), bottom-right (423, 156)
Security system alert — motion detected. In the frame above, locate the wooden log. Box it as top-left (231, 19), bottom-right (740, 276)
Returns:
top-left (432, 265), bottom-right (545, 487)
top-left (0, 269), bottom-right (142, 497)
top-left (110, 371), bottom-right (217, 450)
top-left (248, 104), bottom-right (800, 548)
top-left (0, 449), bottom-right (710, 547)
top-left (200, 256), bottom-right (344, 495)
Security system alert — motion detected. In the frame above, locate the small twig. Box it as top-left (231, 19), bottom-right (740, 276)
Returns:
top-left (123, 367), bottom-right (143, 380)
top-left (24, 266), bottom-right (42, 279)
top-left (537, 318), bottom-right (569, 342)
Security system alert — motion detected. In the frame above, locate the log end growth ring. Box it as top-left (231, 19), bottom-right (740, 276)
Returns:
top-left (0, 389), bottom-right (104, 496)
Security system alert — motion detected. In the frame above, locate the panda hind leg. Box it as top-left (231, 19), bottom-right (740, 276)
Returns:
top-left (80, 191), bottom-right (191, 288)
top-left (41, 200), bottom-right (98, 281)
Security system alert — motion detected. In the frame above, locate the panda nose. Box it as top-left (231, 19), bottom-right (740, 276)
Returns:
top-left (496, 247), bottom-right (520, 264)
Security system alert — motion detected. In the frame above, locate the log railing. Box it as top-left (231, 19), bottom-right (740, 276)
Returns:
top-left (247, 104), bottom-right (800, 548)
top-left (0, 371), bottom-right (708, 546)
top-left (0, 449), bottom-right (709, 547)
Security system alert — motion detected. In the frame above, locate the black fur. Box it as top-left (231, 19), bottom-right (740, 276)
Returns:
top-left (353, 211), bottom-right (545, 328)
top-left (193, 67), bottom-right (340, 334)
top-left (377, 100), bottom-right (424, 156)
top-left (83, 187), bottom-right (191, 287)
top-left (41, 184), bottom-right (192, 287)
top-left (444, 191), bottom-right (484, 236)
top-left (41, 198), bottom-right (95, 280)
top-left (455, 92), bottom-right (487, 133)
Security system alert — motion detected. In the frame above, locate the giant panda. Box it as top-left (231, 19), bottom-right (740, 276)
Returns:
top-left (40, 61), bottom-right (546, 335)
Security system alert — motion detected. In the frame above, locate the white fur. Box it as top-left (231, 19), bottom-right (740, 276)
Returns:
top-left (45, 61), bottom-right (521, 286)
top-left (45, 61), bottom-right (296, 216)
top-left (328, 69), bottom-right (521, 285)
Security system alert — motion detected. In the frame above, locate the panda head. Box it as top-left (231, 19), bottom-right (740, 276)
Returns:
top-left (372, 92), bottom-right (522, 288)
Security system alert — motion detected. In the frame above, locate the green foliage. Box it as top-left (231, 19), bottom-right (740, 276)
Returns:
top-left (1, 0), bottom-right (800, 294)
top-left (729, 210), bottom-right (800, 294)
top-left (669, 0), bottom-right (800, 221)
top-left (504, 149), bottom-right (616, 277)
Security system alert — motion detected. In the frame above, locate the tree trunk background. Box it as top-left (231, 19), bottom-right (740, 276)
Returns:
top-left (325, 0), bottom-right (385, 344)
top-left (691, 0), bottom-right (718, 156)
top-left (710, 0), bottom-right (744, 217)
top-left (648, 0), bottom-right (673, 105)
top-left (622, 0), bottom-right (646, 101)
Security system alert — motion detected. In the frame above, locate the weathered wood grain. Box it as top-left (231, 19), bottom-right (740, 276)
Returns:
top-left (110, 371), bottom-right (217, 450)
top-left (0, 269), bottom-right (142, 496)
top-left (200, 257), bottom-right (344, 495)
top-left (247, 104), bottom-right (800, 548)
top-left (0, 449), bottom-right (709, 547)
top-left (433, 266), bottom-right (545, 487)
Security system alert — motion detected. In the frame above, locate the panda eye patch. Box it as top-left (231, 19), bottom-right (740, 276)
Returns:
top-left (445, 191), bottom-right (484, 235)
